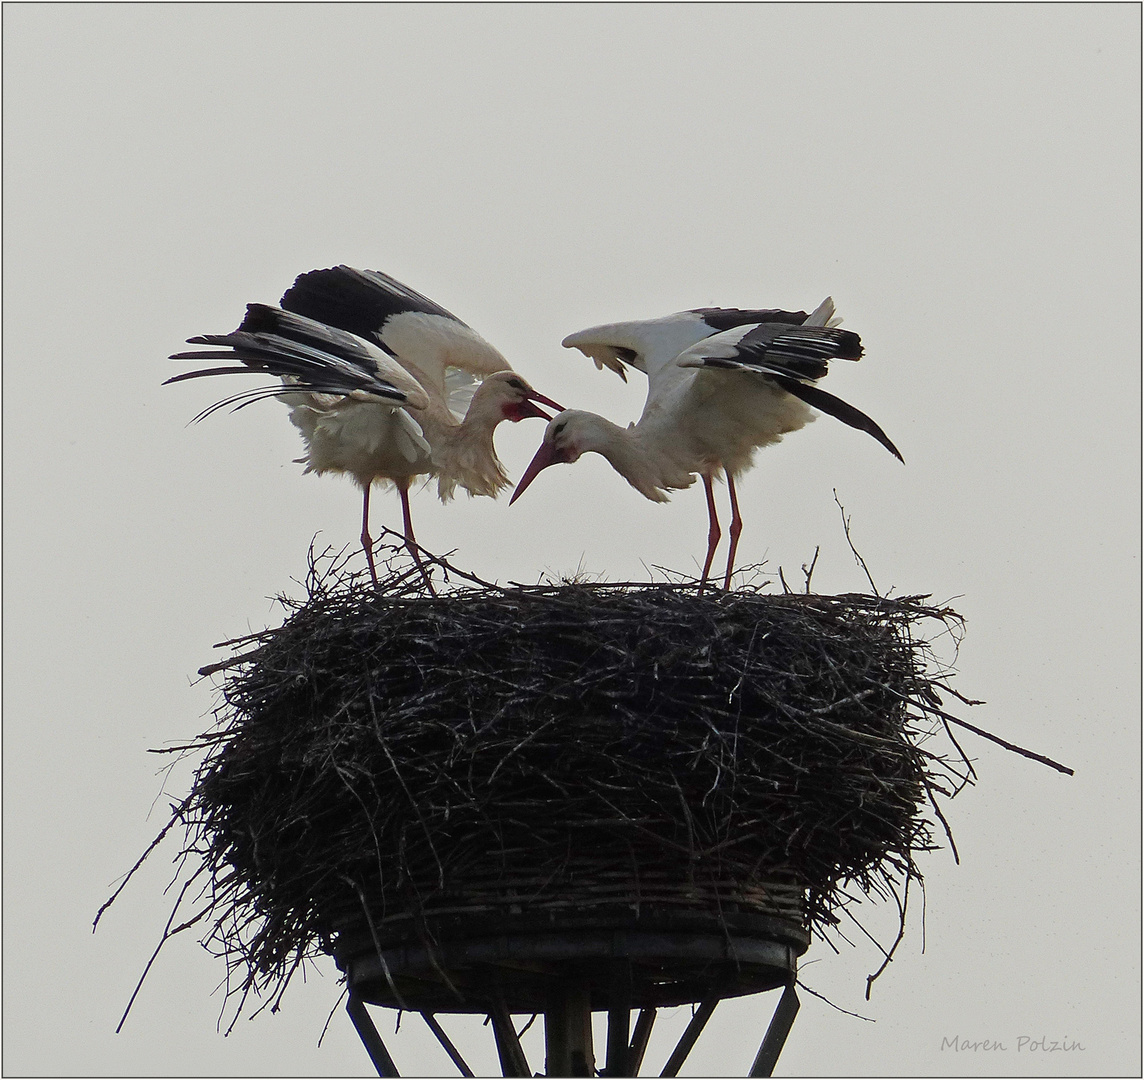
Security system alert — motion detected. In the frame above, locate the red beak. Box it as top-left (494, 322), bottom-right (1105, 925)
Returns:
top-left (529, 388), bottom-right (565, 413)
top-left (510, 439), bottom-right (565, 504)
top-left (505, 389), bottom-right (565, 423)
top-left (511, 398), bottom-right (558, 422)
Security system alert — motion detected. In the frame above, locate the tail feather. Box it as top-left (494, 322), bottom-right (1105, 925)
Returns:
top-left (803, 297), bottom-right (836, 327)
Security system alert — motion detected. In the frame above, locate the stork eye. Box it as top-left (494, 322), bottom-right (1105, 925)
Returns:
top-left (506, 377), bottom-right (525, 391)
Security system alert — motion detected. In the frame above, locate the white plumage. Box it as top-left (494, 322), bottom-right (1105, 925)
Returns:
top-left (168, 267), bottom-right (561, 585)
top-left (511, 299), bottom-right (901, 590)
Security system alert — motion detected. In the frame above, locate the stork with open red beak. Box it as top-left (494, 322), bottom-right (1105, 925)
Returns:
top-left (168, 266), bottom-right (562, 586)
top-left (510, 299), bottom-right (901, 591)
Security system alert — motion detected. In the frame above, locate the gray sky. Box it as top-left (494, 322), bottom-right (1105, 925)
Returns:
top-left (4, 4), bottom-right (1139, 1076)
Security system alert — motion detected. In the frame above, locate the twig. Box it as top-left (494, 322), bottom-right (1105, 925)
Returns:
top-left (795, 980), bottom-right (875, 1021)
top-left (890, 689), bottom-right (1073, 775)
top-left (834, 490), bottom-right (880, 596)
top-left (94, 799), bottom-right (191, 930)
top-left (803, 546), bottom-right (821, 593)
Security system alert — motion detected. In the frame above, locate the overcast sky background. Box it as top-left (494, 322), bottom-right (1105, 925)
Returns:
top-left (4, 4), bottom-right (1140, 1077)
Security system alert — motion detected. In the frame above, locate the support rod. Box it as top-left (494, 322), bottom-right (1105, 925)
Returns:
top-left (660, 997), bottom-right (717, 1077)
top-left (490, 999), bottom-right (531, 1078)
top-left (749, 984), bottom-right (800, 1077)
top-left (628, 1008), bottom-right (657, 1075)
top-left (346, 994), bottom-right (400, 1077)
top-left (420, 1012), bottom-right (475, 1077)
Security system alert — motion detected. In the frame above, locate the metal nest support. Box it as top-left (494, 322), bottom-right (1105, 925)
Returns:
top-left (345, 977), bottom-right (801, 1077)
top-left (335, 877), bottom-right (807, 1075)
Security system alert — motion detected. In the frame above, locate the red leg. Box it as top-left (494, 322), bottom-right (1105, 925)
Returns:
top-left (722, 472), bottom-right (743, 591)
top-left (360, 484), bottom-right (379, 587)
top-left (699, 473), bottom-right (721, 594)
top-left (398, 483), bottom-right (434, 593)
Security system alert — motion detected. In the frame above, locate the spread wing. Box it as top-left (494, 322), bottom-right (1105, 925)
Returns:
top-left (280, 265), bottom-right (510, 400)
top-left (561, 303), bottom-right (827, 385)
top-left (280, 265), bottom-right (463, 341)
top-left (676, 319), bottom-right (903, 462)
top-left (166, 304), bottom-right (431, 421)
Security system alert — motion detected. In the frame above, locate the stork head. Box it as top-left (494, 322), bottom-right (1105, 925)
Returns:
top-left (472, 371), bottom-right (564, 425)
top-left (509, 410), bottom-right (600, 504)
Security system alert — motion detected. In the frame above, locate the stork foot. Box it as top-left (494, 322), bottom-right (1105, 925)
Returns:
top-left (721, 473), bottom-right (743, 592)
top-left (361, 529), bottom-right (380, 589)
top-left (699, 474), bottom-right (722, 595)
top-left (406, 542), bottom-right (436, 596)
top-left (397, 485), bottom-right (435, 595)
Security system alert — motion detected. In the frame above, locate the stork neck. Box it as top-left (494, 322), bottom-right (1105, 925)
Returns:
top-left (589, 420), bottom-right (685, 500)
top-left (429, 409), bottom-right (507, 500)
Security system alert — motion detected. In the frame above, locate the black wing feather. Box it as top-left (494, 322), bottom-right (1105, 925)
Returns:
top-left (771, 374), bottom-right (903, 461)
top-left (753, 325), bottom-right (860, 379)
top-left (279, 265), bottom-right (464, 347)
top-left (696, 325), bottom-right (863, 382)
top-left (691, 307), bottom-right (811, 331)
top-left (164, 364), bottom-right (260, 382)
top-left (236, 304), bottom-right (393, 374)
top-left (167, 307), bottom-right (414, 407)
top-left (184, 331), bottom-right (391, 389)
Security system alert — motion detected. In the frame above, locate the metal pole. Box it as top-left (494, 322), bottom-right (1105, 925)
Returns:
top-left (604, 960), bottom-right (633, 1077)
top-left (545, 983), bottom-right (572, 1077)
top-left (545, 979), bottom-right (594, 1076)
top-left (420, 1012), bottom-right (476, 1077)
top-left (748, 984), bottom-right (800, 1077)
top-left (346, 994), bottom-right (400, 1077)
top-left (660, 997), bottom-right (718, 1077)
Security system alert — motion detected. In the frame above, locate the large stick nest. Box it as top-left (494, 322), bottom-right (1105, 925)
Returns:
top-left (142, 548), bottom-right (981, 1020)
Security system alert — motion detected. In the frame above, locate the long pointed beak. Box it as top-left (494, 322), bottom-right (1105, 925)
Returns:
top-left (519, 388), bottom-right (565, 423)
top-left (513, 398), bottom-right (559, 422)
top-left (510, 440), bottom-right (563, 504)
top-left (505, 389), bottom-right (565, 424)
top-left (528, 388), bottom-right (565, 413)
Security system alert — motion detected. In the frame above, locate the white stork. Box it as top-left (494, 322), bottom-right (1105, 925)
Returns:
top-left (168, 267), bottom-right (562, 585)
top-left (510, 299), bottom-right (902, 591)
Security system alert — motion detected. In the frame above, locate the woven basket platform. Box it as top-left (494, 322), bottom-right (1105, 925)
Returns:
top-left (332, 865), bottom-right (809, 1011)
